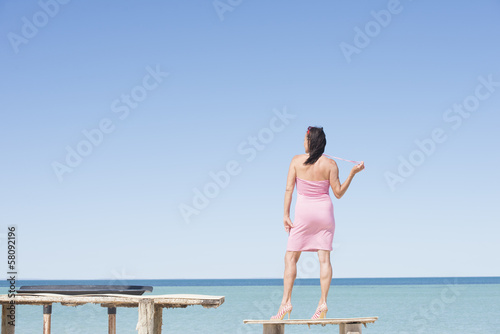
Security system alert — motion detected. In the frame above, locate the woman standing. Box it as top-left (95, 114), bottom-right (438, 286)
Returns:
top-left (271, 126), bottom-right (364, 320)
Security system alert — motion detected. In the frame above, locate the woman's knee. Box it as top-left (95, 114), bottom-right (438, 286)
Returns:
top-left (285, 251), bottom-right (301, 264)
top-left (317, 250), bottom-right (331, 264)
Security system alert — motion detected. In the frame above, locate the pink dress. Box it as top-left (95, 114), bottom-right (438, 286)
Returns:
top-left (286, 177), bottom-right (335, 252)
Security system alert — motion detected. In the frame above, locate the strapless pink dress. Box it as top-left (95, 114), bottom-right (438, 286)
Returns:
top-left (286, 177), bottom-right (335, 252)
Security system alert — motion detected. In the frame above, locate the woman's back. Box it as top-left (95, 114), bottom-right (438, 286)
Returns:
top-left (294, 154), bottom-right (332, 181)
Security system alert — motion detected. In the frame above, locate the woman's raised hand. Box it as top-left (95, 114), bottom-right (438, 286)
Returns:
top-left (350, 161), bottom-right (365, 175)
top-left (284, 216), bottom-right (294, 233)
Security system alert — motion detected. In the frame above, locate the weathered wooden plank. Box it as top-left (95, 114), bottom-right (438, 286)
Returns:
top-left (136, 300), bottom-right (154, 334)
top-left (108, 307), bottom-right (116, 334)
top-left (1, 304), bottom-right (15, 334)
top-left (0, 294), bottom-right (224, 308)
top-left (153, 305), bottom-right (162, 334)
top-left (245, 317), bottom-right (377, 334)
top-left (243, 317), bottom-right (378, 325)
top-left (42, 305), bottom-right (52, 334)
top-left (263, 323), bottom-right (284, 334)
top-left (149, 295), bottom-right (225, 308)
top-left (339, 323), bottom-right (363, 334)
top-left (0, 293), bottom-right (224, 334)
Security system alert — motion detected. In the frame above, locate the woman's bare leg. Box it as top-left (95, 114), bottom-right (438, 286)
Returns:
top-left (280, 251), bottom-right (301, 305)
top-left (317, 250), bottom-right (332, 306)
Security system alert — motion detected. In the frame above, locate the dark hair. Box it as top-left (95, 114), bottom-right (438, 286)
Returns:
top-left (304, 126), bottom-right (326, 165)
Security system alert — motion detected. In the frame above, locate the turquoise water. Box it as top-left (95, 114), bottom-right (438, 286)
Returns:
top-left (2, 278), bottom-right (500, 333)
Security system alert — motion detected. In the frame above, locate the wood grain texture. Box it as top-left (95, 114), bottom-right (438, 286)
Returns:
top-left (108, 314), bottom-right (116, 334)
top-left (0, 294), bottom-right (224, 308)
top-left (42, 314), bottom-right (51, 334)
top-left (0, 293), bottom-right (224, 334)
top-left (1, 304), bottom-right (15, 334)
top-left (243, 317), bottom-right (378, 325)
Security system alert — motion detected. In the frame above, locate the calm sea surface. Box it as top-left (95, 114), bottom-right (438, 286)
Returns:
top-left (1, 277), bottom-right (499, 333)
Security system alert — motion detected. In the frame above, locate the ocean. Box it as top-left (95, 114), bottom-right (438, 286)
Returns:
top-left (2, 277), bottom-right (499, 333)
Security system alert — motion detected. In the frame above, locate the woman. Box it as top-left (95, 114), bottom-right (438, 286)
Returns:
top-left (271, 126), bottom-right (364, 320)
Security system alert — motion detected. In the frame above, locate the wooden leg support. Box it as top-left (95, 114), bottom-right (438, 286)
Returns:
top-left (43, 305), bottom-right (52, 334)
top-left (153, 305), bottom-right (162, 334)
top-left (263, 324), bottom-right (284, 334)
top-left (108, 307), bottom-right (116, 334)
top-left (339, 323), bottom-right (362, 334)
top-left (1, 304), bottom-right (15, 334)
top-left (136, 300), bottom-right (155, 334)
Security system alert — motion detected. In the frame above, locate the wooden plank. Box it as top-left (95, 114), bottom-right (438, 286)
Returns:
top-left (243, 317), bottom-right (378, 325)
top-left (42, 305), bottom-right (52, 334)
top-left (150, 295), bottom-right (225, 308)
top-left (339, 323), bottom-right (363, 334)
top-left (245, 318), bottom-right (377, 334)
top-left (153, 305), bottom-right (162, 334)
top-left (136, 300), bottom-right (154, 334)
top-left (0, 293), bottom-right (224, 334)
top-left (0, 294), bottom-right (224, 309)
top-left (263, 324), bottom-right (284, 334)
top-left (1, 304), bottom-right (15, 334)
top-left (108, 307), bottom-right (116, 334)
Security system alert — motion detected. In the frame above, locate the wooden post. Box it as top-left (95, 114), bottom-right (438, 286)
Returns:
top-left (1, 304), bottom-right (15, 334)
top-left (339, 323), bottom-right (362, 334)
top-left (136, 300), bottom-right (154, 334)
top-left (263, 324), bottom-right (284, 334)
top-left (108, 307), bottom-right (116, 334)
top-left (43, 305), bottom-right (52, 334)
top-left (153, 305), bottom-right (162, 334)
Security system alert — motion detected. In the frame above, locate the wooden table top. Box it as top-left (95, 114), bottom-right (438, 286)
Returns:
top-left (0, 293), bottom-right (225, 308)
top-left (244, 317), bottom-right (378, 325)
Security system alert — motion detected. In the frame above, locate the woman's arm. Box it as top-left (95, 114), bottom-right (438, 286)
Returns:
top-left (283, 156), bottom-right (297, 232)
top-left (330, 160), bottom-right (364, 199)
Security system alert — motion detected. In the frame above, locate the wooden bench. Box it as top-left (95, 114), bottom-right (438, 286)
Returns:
top-left (243, 317), bottom-right (378, 334)
top-left (0, 293), bottom-right (224, 334)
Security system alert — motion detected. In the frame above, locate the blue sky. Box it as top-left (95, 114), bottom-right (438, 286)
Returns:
top-left (1, 0), bottom-right (499, 279)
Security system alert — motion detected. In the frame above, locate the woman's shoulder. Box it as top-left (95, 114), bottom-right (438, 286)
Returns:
top-left (320, 155), bottom-right (338, 169)
top-left (291, 154), bottom-right (308, 162)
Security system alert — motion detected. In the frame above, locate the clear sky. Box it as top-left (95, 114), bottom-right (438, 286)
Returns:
top-left (1, 0), bottom-right (499, 280)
